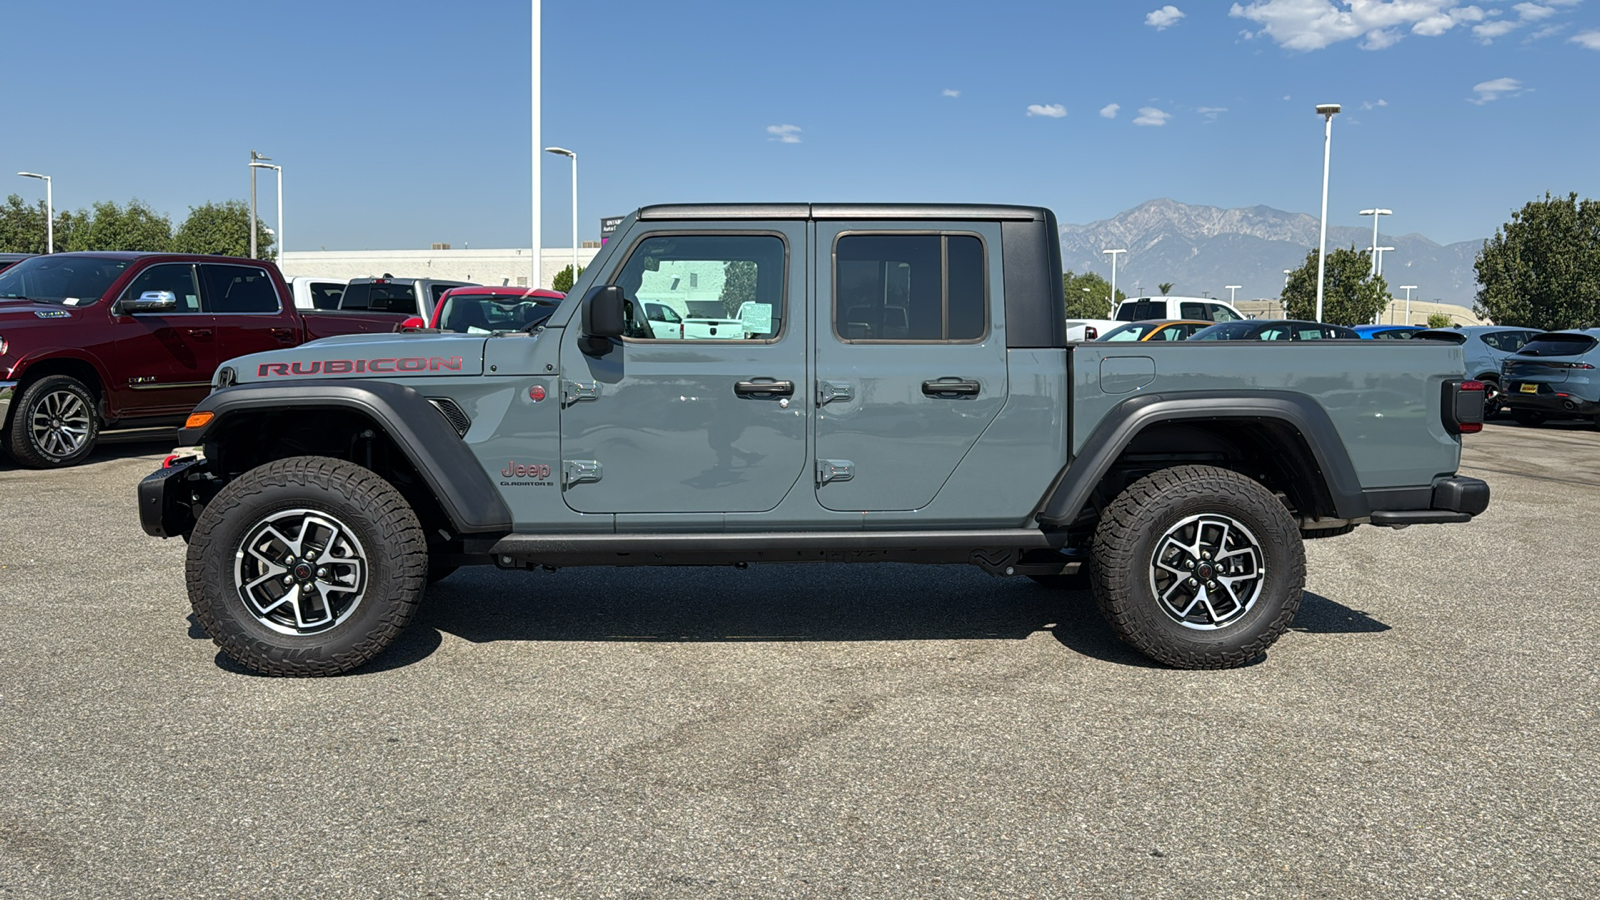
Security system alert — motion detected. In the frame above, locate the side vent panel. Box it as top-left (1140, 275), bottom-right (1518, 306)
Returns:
top-left (427, 397), bottom-right (471, 437)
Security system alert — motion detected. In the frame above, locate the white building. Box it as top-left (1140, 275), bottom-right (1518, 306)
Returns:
top-left (280, 246), bottom-right (602, 291)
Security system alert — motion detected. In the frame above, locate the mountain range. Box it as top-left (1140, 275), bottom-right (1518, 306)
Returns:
top-left (1058, 199), bottom-right (1484, 309)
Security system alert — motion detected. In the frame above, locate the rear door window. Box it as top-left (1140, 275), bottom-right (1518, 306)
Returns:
top-left (200, 264), bottom-right (280, 313)
top-left (833, 233), bottom-right (985, 342)
top-left (310, 282), bottom-right (345, 309)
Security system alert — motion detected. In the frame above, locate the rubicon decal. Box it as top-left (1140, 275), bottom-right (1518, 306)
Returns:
top-left (257, 357), bottom-right (464, 376)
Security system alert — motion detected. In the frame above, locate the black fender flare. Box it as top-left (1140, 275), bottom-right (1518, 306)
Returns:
top-left (183, 380), bottom-right (512, 534)
top-left (1034, 390), bottom-right (1369, 527)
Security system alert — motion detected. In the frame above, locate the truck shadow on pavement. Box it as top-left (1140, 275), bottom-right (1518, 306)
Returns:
top-left (0, 433), bottom-right (174, 473)
top-left (201, 568), bottom-right (1389, 674)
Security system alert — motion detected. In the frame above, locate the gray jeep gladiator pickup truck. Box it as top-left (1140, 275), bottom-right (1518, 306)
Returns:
top-left (138, 203), bottom-right (1489, 676)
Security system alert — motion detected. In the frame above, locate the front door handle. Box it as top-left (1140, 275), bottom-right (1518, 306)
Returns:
top-left (734, 379), bottom-right (795, 397)
top-left (186, 328), bottom-right (214, 340)
top-left (270, 327), bottom-right (296, 344)
top-left (922, 379), bottom-right (980, 397)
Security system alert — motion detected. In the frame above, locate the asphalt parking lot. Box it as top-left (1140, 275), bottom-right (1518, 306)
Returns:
top-left (1, 423), bottom-right (1595, 899)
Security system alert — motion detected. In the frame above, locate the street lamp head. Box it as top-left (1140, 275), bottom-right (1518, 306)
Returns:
top-left (1359, 208), bottom-right (1393, 216)
top-left (1400, 285), bottom-right (1418, 290)
top-left (17, 172), bottom-right (47, 180)
top-left (1315, 103), bottom-right (1341, 117)
top-left (250, 150), bottom-right (272, 162)
top-left (544, 146), bottom-right (575, 158)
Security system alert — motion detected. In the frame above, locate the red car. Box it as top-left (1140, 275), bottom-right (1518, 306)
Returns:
top-left (0, 252), bottom-right (402, 468)
top-left (400, 285), bottom-right (564, 333)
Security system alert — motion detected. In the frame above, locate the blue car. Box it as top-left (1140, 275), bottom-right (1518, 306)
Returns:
top-left (1352, 324), bottom-right (1424, 340)
top-left (1501, 329), bottom-right (1600, 427)
top-left (1413, 326), bottom-right (1541, 416)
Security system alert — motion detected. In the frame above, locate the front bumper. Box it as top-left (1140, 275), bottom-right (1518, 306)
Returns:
top-left (0, 380), bottom-right (16, 425)
top-left (138, 457), bottom-right (214, 539)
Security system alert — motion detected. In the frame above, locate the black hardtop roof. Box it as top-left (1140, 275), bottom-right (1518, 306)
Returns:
top-left (636, 203), bottom-right (1051, 222)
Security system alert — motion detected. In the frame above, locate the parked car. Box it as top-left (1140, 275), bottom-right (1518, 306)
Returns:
top-left (287, 275), bottom-right (349, 310)
top-left (1353, 324), bottom-right (1424, 340)
top-left (1069, 296), bottom-right (1246, 342)
top-left (643, 301), bottom-right (684, 339)
top-left (141, 202), bottom-right (1488, 676)
top-left (1097, 319), bottom-right (1212, 342)
top-left (1413, 325), bottom-right (1540, 416)
top-left (0, 253), bottom-right (35, 273)
top-left (1500, 329), bottom-right (1600, 427)
top-left (0, 252), bottom-right (404, 467)
top-left (427, 286), bottom-right (563, 333)
top-left (1190, 320), bottom-right (1359, 341)
top-left (333, 275), bottom-right (475, 331)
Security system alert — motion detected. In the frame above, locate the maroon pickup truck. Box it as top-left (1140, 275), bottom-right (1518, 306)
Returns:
top-left (0, 252), bottom-right (396, 468)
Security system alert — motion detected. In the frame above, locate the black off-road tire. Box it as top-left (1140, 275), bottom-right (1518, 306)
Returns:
top-left (1090, 465), bottom-right (1306, 669)
top-left (1511, 410), bottom-right (1546, 427)
top-left (186, 456), bottom-right (427, 676)
top-left (2, 374), bottom-right (99, 468)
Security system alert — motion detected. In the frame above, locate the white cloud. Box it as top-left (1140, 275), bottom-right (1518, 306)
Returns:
top-left (766, 124), bottom-right (802, 143)
top-left (942, 88), bottom-right (961, 98)
top-left (1229, 0), bottom-right (1578, 50)
top-left (1469, 77), bottom-right (1524, 104)
top-left (1133, 107), bottom-right (1172, 126)
top-left (1026, 103), bottom-right (1067, 118)
top-left (1146, 5), bottom-right (1186, 29)
top-left (1360, 98), bottom-right (1389, 109)
top-left (1572, 29), bottom-right (1600, 48)
top-left (1100, 103), bottom-right (1121, 118)
top-left (1197, 106), bottom-right (1229, 120)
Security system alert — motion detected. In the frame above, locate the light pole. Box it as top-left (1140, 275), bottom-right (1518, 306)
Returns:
top-left (544, 147), bottom-right (578, 285)
top-left (530, 0), bottom-right (542, 287)
top-left (1359, 208), bottom-right (1392, 276)
top-left (1226, 284), bottom-right (1241, 304)
top-left (17, 172), bottom-right (52, 253)
top-left (1314, 103), bottom-right (1340, 322)
top-left (250, 159), bottom-right (282, 263)
top-left (248, 150), bottom-right (271, 259)
top-left (1399, 284), bottom-right (1417, 325)
top-left (1373, 246), bottom-right (1394, 277)
top-left (1103, 248), bottom-right (1127, 315)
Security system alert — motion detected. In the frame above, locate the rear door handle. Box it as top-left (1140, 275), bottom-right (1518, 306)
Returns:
top-left (922, 379), bottom-right (980, 397)
top-left (734, 379), bottom-right (795, 397)
top-left (186, 328), bottom-right (213, 340)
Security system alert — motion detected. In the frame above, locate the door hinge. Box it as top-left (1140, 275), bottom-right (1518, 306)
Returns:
top-left (817, 381), bottom-right (853, 405)
top-left (561, 379), bottom-right (601, 406)
top-left (816, 459), bottom-right (854, 486)
top-left (563, 460), bottom-right (603, 488)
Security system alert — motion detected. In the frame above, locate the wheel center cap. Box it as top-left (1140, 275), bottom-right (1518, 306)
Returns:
top-left (1196, 562), bottom-right (1215, 580)
top-left (293, 563), bottom-right (313, 581)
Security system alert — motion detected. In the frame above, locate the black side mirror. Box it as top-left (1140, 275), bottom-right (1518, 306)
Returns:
top-left (581, 284), bottom-right (627, 352)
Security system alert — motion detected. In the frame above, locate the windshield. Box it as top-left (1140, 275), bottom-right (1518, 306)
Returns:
top-left (1517, 333), bottom-right (1600, 357)
top-left (1099, 322), bottom-right (1156, 341)
top-left (0, 255), bottom-right (132, 305)
top-left (435, 294), bottom-right (558, 332)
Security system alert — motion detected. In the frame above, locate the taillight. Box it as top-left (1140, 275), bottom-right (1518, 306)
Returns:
top-left (1444, 379), bottom-right (1485, 435)
top-left (1085, 326), bottom-right (1099, 340)
top-left (679, 323), bottom-right (685, 339)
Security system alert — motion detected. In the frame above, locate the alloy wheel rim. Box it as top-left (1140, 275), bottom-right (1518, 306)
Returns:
top-left (29, 389), bottom-right (91, 457)
top-left (1148, 513), bottom-right (1267, 630)
top-left (234, 508), bottom-right (368, 635)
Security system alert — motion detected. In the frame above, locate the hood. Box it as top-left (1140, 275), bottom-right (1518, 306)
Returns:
top-left (221, 332), bottom-right (491, 386)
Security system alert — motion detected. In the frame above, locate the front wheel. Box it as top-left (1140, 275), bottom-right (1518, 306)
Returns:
top-left (2, 374), bottom-right (99, 468)
top-left (186, 456), bottom-right (427, 676)
top-left (1090, 465), bottom-right (1306, 669)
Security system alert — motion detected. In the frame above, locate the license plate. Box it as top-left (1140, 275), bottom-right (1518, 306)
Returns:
top-left (1520, 383), bottom-right (1538, 393)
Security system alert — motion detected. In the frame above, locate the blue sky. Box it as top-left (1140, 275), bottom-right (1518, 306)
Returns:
top-left (2, 0), bottom-right (1596, 251)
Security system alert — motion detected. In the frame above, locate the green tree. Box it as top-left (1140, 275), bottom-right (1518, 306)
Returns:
top-left (170, 200), bottom-right (274, 259)
top-left (0, 194), bottom-right (50, 253)
top-left (720, 260), bottom-right (758, 315)
top-left (1282, 245), bottom-right (1388, 325)
top-left (56, 199), bottom-right (172, 252)
top-left (1063, 270), bottom-right (1125, 318)
top-left (1158, 282), bottom-right (1174, 295)
top-left (1426, 312), bottom-right (1453, 329)
top-left (1474, 192), bottom-right (1600, 330)
top-left (551, 264), bottom-right (585, 294)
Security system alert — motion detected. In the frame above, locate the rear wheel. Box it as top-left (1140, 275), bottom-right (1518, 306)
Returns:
top-left (1090, 465), bottom-right (1305, 669)
top-left (1511, 410), bottom-right (1546, 427)
top-left (1479, 377), bottom-right (1504, 417)
top-left (2, 375), bottom-right (99, 468)
top-left (186, 456), bottom-right (427, 676)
